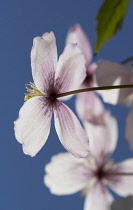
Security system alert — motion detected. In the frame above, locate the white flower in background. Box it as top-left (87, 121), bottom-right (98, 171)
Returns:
top-left (96, 60), bottom-right (133, 150)
top-left (14, 32), bottom-right (90, 158)
top-left (66, 24), bottom-right (105, 125)
top-left (44, 111), bottom-right (133, 210)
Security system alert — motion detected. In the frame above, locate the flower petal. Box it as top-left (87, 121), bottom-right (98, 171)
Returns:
top-left (31, 32), bottom-right (57, 94)
top-left (44, 152), bottom-right (92, 195)
top-left (126, 107), bottom-right (133, 151)
top-left (84, 111), bottom-right (118, 163)
top-left (84, 183), bottom-right (113, 210)
top-left (109, 159), bottom-right (133, 196)
top-left (96, 60), bottom-right (130, 104)
top-left (53, 100), bottom-right (89, 158)
top-left (87, 63), bottom-right (97, 75)
top-left (97, 77), bottom-right (122, 104)
top-left (54, 44), bottom-right (86, 98)
top-left (76, 91), bottom-right (105, 124)
top-left (66, 24), bottom-right (92, 67)
top-left (14, 97), bottom-right (52, 156)
top-left (96, 60), bottom-right (128, 86)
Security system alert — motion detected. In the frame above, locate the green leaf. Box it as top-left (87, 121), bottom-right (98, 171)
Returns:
top-left (94, 0), bottom-right (130, 54)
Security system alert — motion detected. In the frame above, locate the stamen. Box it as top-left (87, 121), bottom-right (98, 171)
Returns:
top-left (24, 82), bottom-right (45, 101)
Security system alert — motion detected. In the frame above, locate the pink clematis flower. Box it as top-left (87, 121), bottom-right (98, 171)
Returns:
top-left (96, 60), bottom-right (133, 150)
top-left (14, 32), bottom-right (89, 158)
top-left (44, 111), bottom-right (133, 210)
top-left (66, 24), bottom-right (105, 125)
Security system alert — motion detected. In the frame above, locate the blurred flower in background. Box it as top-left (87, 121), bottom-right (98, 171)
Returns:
top-left (96, 61), bottom-right (133, 150)
top-left (66, 24), bottom-right (105, 125)
top-left (44, 109), bottom-right (133, 210)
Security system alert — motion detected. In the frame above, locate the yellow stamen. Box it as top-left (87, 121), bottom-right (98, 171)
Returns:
top-left (24, 82), bottom-right (45, 101)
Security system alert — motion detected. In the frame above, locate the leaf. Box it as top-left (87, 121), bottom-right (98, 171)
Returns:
top-left (94, 0), bottom-right (130, 54)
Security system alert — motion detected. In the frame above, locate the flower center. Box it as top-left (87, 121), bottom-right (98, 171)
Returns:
top-left (95, 167), bottom-right (106, 180)
top-left (24, 82), bottom-right (44, 101)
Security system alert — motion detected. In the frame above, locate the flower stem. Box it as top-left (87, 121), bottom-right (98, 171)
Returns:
top-left (121, 56), bottom-right (133, 64)
top-left (107, 172), bottom-right (133, 176)
top-left (55, 84), bottom-right (133, 98)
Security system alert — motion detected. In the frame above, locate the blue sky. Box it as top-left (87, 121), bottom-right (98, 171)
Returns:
top-left (1, 0), bottom-right (133, 209)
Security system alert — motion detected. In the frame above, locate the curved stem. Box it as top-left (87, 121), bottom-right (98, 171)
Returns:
top-left (55, 84), bottom-right (133, 98)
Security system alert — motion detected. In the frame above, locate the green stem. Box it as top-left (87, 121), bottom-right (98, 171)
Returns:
top-left (55, 84), bottom-right (133, 98)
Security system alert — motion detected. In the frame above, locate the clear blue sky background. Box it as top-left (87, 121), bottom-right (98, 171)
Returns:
top-left (1, 0), bottom-right (133, 209)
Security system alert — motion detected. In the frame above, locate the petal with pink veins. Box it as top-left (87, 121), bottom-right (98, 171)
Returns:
top-left (84, 111), bottom-right (118, 163)
top-left (44, 152), bottom-right (92, 195)
top-left (31, 32), bottom-right (57, 94)
top-left (76, 92), bottom-right (105, 124)
top-left (126, 106), bottom-right (133, 151)
top-left (54, 44), bottom-right (86, 100)
top-left (84, 182), bottom-right (113, 210)
top-left (66, 24), bottom-right (92, 67)
top-left (53, 100), bottom-right (89, 158)
top-left (109, 159), bottom-right (133, 197)
top-left (14, 97), bottom-right (52, 157)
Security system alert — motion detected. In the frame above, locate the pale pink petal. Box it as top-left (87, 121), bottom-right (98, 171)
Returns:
top-left (87, 63), bottom-right (98, 75)
top-left (31, 32), bottom-right (57, 94)
top-left (97, 77), bottom-right (122, 104)
top-left (111, 196), bottom-right (133, 210)
top-left (84, 183), bottom-right (113, 210)
top-left (14, 97), bottom-right (52, 157)
top-left (126, 107), bottom-right (133, 151)
top-left (96, 60), bottom-right (130, 104)
top-left (66, 24), bottom-right (92, 66)
top-left (44, 152), bottom-right (92, 195)
top-left (109, 159), bottom-right (133, 196)
top-left (54, 44), bottom-right (86, 98)
top-left (84, 111), bottom-right (118, 163)
top-left (117, 64), bottom-right (133, 105)
top-left (121, 91), bottom-right (133, 106)
top-left (96, 60), bottom-right (129, 87)
top-left (53, 100), bottom-right (89, 158)
top-left (82, 63), bottom-right (97, 88)
top-left (76, 91), bottom-right (105, 124)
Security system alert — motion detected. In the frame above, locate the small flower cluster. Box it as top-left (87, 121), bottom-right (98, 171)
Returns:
top-left (14, 24), bottom-right (133, 210)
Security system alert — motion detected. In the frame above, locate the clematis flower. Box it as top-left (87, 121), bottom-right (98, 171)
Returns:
top-left (66, 24), bottom-right (105, 124)
top-left (96, 60), bottom-right (133, 150)
top-left (14, 32), bottom-right (89, 158)
top-left (44, 111), bottom-right (133, 210)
